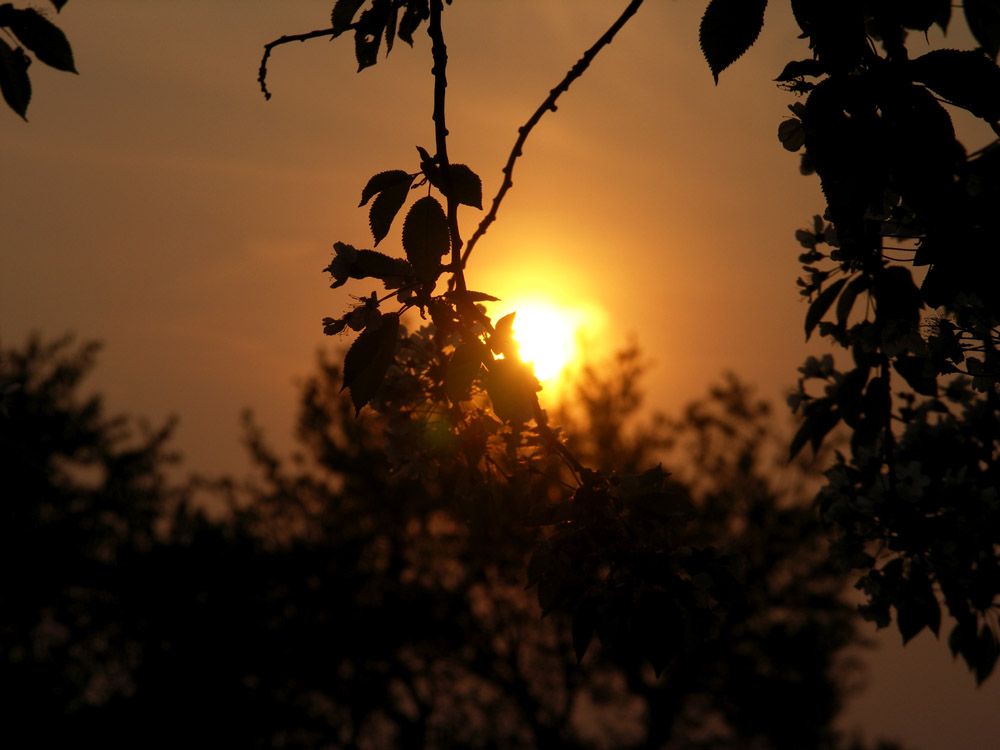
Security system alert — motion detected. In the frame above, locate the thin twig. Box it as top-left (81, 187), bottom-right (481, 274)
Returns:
top-left (259, 28), bottom-right (337, 100)
top-left (462, 0), bottom-right (645, 267)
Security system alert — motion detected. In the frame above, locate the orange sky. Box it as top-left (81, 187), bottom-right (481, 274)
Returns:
top-left (2, 1), bottom-right (998, 745)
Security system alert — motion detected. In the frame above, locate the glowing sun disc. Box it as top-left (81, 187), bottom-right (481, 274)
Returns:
top-left (510, 303), bottom-right (580, 381)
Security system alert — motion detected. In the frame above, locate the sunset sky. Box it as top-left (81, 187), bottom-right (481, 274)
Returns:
top-left (3, 1), bottom-right (998, 745)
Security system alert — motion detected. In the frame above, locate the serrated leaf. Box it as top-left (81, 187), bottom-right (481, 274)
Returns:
top-left (353, 0), bottom-right (393, 71)
top-left (369, 174), bottom-right (415, 246)
top-left (7, 8), bottom-right (75, 73)
top-left (699, 0), bottom-right (768, 83)
top-left (402, 195), bottom-right (449, 284)
top-left (439, 163), bottom-right (483, 209)
top-left (0, 39), bottom-right (31, 119)
top-left (965, 0), bottom-right (1000, 59)
top-left (331, 0), bottom-right (366, 37)
top-left (805, 277), bottom-right (847, 339)
top-left (360, 169), bottom-right (412, 207)
top-left (384, 0), bottom-right (399, 54)
top-left (341, 313), bottom-right (400, 414)
top-left (398, 0), bottom-right (429, 45)
top-left (444, 341), bottom-right (487, 403)
top-left (909, 49), bottom-right (1000, 123)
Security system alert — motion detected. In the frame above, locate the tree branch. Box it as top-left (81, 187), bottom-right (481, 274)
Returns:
top-left (462, 0), bottom-right (645, 267)
top-left (428, 0), bottom-right (466, 292)
top-left (258, 28), bottom-right (337, 100)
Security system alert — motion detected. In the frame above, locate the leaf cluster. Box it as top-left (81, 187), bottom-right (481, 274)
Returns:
top-left (0, 1), bottom-right (74, 120)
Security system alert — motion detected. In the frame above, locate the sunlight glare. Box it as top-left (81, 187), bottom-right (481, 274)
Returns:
top-left (510, 302), bottom-right (582, 382)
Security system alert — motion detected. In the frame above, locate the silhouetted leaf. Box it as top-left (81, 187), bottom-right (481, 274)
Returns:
top-left (443, 289), bottom-right (500, 304)
top-left (367, 172), bottom-right (415, 245)
top-left (353, 249), bottom-right (414, 287)
top-left (699, 0), bottom-right (768, 83)
top-left (353, 0), bottom-right (393, 71)
top-left (332, 0), bottom-right (365, 37)
top-left (341, 312), bottom-right (400, 414)
top-left (6, 7), bottom-right (75, 72)
top-left (360, 169), bottom-right (411, 206)
top-left (775, 58), bottom-right (826, 81)
top-left (485, 358), bottom-right (538, 423)
top-left (909, 49), bottom-right (1000, 123)
top-left (964, 0), bottom-right (1000, 59)
top-left (402, 196), bottom-right (449, 284)
top-left (778, 118), bottom-right (805, 151)
top-left (398, 0), bottom-right (429, 44)
top-left (805, 277), bottom-right (847, 339)
top-left (0, 39), bottom-right (31, 119)
top-left (439, 163), bottom-right (483, 209)
top-left (791, 0), bottom-right (867, 72)
top-left (444, 341), bottom-right (487, 403)
top-left (836, 275), bottom-right (868, 325)
top-left (893, 356), bottom-right (938, 396)
top-left (384, 0), bottom-right (399, 54)
top-left (49, 0), bottom-right (68, 11)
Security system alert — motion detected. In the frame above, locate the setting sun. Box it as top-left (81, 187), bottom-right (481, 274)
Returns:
top-left (508, 302), bottom-right (584, 382)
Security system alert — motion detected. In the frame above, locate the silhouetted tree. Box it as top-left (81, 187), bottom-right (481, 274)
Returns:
top-left (0, 335), bottom-right (902, 748)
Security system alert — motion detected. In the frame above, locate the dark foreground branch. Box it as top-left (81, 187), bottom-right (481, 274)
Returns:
top-left (462, 0), bottom-right (645, 267)
top-left (259, 28), bottom-right (337, 100)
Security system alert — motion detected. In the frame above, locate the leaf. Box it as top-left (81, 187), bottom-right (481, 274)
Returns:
top-left (778, 118), bottom-right (805, 151)
top-left (0, 39), bottom-right (31, 119)
top-left (964, 0), bottom-right (1000, 59)
top-left (368, 173), bottom-right (415, 245)
top-left (353, 0), bottom-right (393, 71)
top-left (353, 249), bottom-right (413, 287)
top-left (443, 289), bottom-right (500, 304)
top-left (485, 357), bottom-right (538, 423)
top-left (893, 355), bottom-right (939, 396)
top-left (398, 0), bottom-right (429, 45)
top-left (331, 0), bottom-right (366, 37)
top-left (341, 313), bottom-right (400, 414)
top-left (384, 0), bottom-right (399, 54)
top-left (7, 7), bottom-right (76, 72)
top-left (360, 169), bottom-right (412, 206)
top-left (49, 0), bottom-right (69, 11)
top-left (775, 58), bottom-right (826, 81)
top-left (699, 0), bottom-right (768, 83)
top-left (444, 341), bottom-right (487, 403)
top-left (909, 49), bottom-right (1000, 123)
top-left (402, 196), bottom-right (449, 284)
top-left (805, 277), bottom-right (847, 339)
top-left (836, 275), bottom-right (868, 326)
top-left (438, 163), bottom-right (483, 209)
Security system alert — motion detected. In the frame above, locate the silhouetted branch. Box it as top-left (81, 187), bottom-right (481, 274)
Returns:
top-left (427, 0), bottom-right (466, 291)
top-left (259, 28), bottom-right (336, 100)
top-left (462, 0), bottom-right (645, 267)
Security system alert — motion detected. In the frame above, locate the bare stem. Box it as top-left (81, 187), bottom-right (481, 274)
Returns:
top-left (258, 28), bottom-right (336, 100)
top-left (462, 0), bottom-right (645, 267)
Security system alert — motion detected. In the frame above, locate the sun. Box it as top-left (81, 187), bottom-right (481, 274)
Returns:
top-left (508, 301), bottom-right (584, 383)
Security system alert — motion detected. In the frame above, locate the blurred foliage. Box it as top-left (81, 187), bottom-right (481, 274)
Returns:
top-left (1, 335), bottom-right (907, 749)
